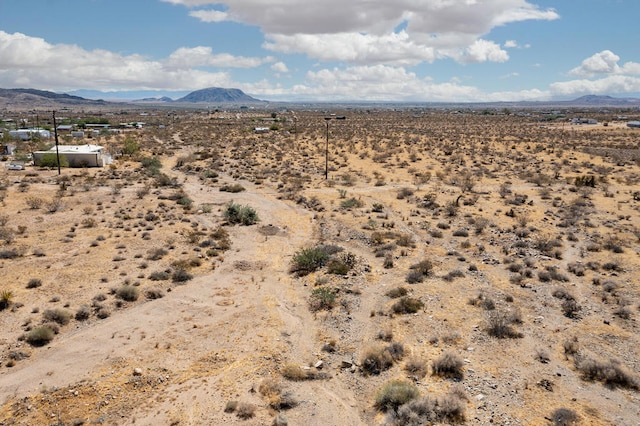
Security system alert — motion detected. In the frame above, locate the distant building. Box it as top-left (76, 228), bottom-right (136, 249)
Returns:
top-left (571, 118), bottom-right (598, 125)
top-left (33, 144), bottom-right (112, 167)
top-left (8, 128), bottom-right (51, 140)
top-left (1, 144), bottom-right (16, 155)
top-left (71, 131), bottom-right (85, 138)
top-left (254, 127), bottom-right (270, 134)
top-left (627, 121), bottom-right (640, 129)
top-left (56, 124), bottom-right (74, 132)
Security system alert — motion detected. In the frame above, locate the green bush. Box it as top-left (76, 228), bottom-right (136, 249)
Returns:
top-left (309, 287), bottom-right (336, 311)
top-left (223, 202), bottom-right (259, 225)
top-left (290, 246), bottom-right (330, 276)
top-left (26, 326), bottom-right (55, 346)
top-left (38, 153), bottom-right (68, 168)
top-left (375, 380), bottom-right (419, 412)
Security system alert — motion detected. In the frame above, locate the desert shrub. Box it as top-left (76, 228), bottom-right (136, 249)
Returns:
top-left (144, 288), bottom-right (165, 299)
top-left (26, 278), bottom-right (43, 289)
top-left (147, 248), bottom-right (168, 261)
top-left (327, 258), bottom-right (350, 275)
top-left (563, 337), bottom-right (579, 356)
top-left (0, 248), bottom-right (21, 259)
top-left (387, 392), bottom-right (466, 425)
top-left (25, 196), bottom-right (44, 209)
top-left (26, 326), bottom-right (55, 346)
top-left (290, 246), bottom-right (330, 276)
top-left (377, 328), bottom-right (393, 342)
top-left (396, 187), bottom-right (414, 200)
top-left (443, 269), bottom-right (465, 282)
top-left (281, 363), bottom-right (308, 381)
top-left (219, 183), bottom-right (245, 193)
top-left (39, 153), bottom-right (68, 168)
top-left (361, 345), bottom-right (395, 376)
top-left (115, 285), bottom-right (139, 302)
top-left (486, 311), bottom-right (523, 338)
top-left (452, 229), bottom-right (469, 237)
top-left (75, 305), bottom-right (91, 321)
top-left (410, 259), bottom-right (433, 276)
top-left (406, 270), bottom-right (425, 284)
top-left (43, 308), bottom-right (72, 325)
top-left (258, 379), bottom-right (298, 409)
top-left (223, 202), bottom-right (259, 225)
top-left (309, 287), bottom-right (336, 311)
top-left (383, 254), bottom-right (394, 269)
top-left (576, 357), bottom-right (639, 390)
top-left (149, 271), bottom-right (170, 281)
top-left (140, 156), bottom-right (161, 173)
top-left (550, 408), bottom-right (579, 426)
top-left (392, 297), bottom-right (423, 314)
top-left (96, 307), bottom-right (111, 319)
top-left (386, 287), bottom-right (408, 298)
top-left (432, 352), bottom-right (464, 378)
top-left (396, 233), bottom-right (415, 248)
top-left (386, 342), bottom-right (406, 361)
top-left (0, 290), bottom-right (14, 310)
top-left (375, 380), bottom-right (420, 412)
top-left (340, 197), bottom-right (364, 209)
top-left (223, 401), bottom-right (238, 413)
top-left (235, 402), bottom-right (256, 419)
top-left (404, 357), bottom-right (428, 378)
top-left (561, 299), bottom-right (581, 319)
top-left (172, 269), bottom-right (193, 283)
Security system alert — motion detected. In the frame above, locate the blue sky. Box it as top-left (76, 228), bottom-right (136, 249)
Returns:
top-left (1, 0), bottom-right (639, 102)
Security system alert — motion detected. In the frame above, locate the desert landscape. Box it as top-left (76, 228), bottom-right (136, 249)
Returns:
top-left (1, 105), bottom-right (640, 425)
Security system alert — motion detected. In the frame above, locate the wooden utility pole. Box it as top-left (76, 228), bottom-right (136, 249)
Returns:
top-left (52, 111), bottom-right (61, 175)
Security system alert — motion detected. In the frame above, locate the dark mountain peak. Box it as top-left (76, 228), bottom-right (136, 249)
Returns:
top-left (176, 87), bottom-right (261, 103)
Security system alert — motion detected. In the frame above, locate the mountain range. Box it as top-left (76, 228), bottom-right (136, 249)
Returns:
top-left (1, 87), bottom-right (640, 109)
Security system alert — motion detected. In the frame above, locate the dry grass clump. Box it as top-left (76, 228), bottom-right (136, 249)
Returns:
top-left (576, 357), bottom-right (639, 390)
top-left (383, 387), bottom-right (466, 424)
top-left (374, 380), bottom-right (419, 412)
top-left (486, 310), bottom-right (523, 339)
top-left (385, 287), bottom-right (408, 299)
top-left (432, 352), bottom-right (464, 379)
top-left (235, 402), bottom-right (256, 419)
top-left (115, 285), bottom-right (139, 302)
top-left (404, 357), bottom-right (428, 378)
top-left (391, 297), bottom-right (423, 314)
top-left (361, 343), bottom-right (405, 376)
top-left (43, 308), bottom-right (72, 325)
top-left (258, 378), bottom-right (298, 409)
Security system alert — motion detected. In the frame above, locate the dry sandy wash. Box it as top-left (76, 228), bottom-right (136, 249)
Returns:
top-left (0, 108), bottom-right (640, 425)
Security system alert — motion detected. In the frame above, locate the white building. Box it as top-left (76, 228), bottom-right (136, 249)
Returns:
top-left (33, 144), bottom-right (112, 167)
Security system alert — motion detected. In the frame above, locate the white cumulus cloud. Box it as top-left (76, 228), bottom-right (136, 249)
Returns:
top-left (165, 0), bottom-right (558, 65)
top-left (0, 30), bottom-right (272, 91)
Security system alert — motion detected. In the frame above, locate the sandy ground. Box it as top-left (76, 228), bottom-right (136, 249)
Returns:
top-left (1, 110), bottom-right (639, 425)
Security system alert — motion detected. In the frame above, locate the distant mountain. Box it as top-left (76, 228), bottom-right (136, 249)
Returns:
top-left (176, 87), bottom-right (262, 103)
top-left (566, 95), bottom-right (640, 106)
top-left (0, 88), bottom-right (108, 107)
top-left (133, 96), bottom-right (174, 103)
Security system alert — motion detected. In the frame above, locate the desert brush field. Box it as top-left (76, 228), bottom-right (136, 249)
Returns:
top-left (0, 108), bottom-right (639, 425)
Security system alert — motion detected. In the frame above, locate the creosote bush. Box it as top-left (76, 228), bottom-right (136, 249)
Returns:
top-left (290, 246), bottom-right (330, 276)
top-left (386, 390), bottom-right (466, 425)
top-left (486, 310), bottom-right (523, 339)
top-left (309, 287), bottom-right (336, 311)
top-left (223, 201), bottom-right (259, 225)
